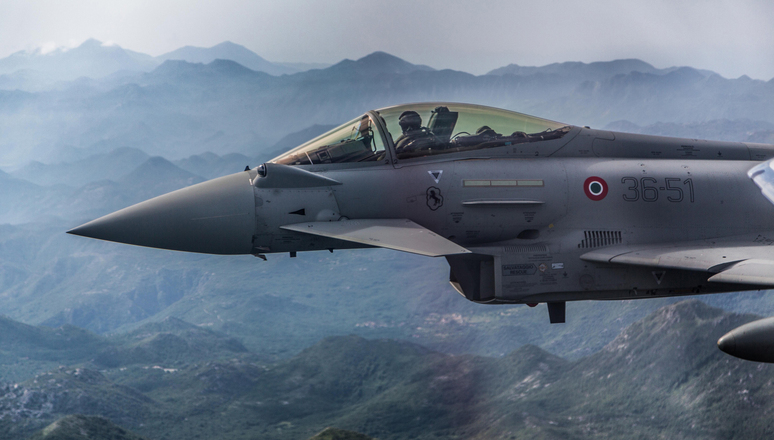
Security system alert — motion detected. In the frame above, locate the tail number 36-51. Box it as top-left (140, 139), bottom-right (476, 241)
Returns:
top-left (621, 177), bottom-right (694, 203)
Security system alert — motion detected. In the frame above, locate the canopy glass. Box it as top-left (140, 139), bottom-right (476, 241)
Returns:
top-left (271, 103), bottom-right (570, 165)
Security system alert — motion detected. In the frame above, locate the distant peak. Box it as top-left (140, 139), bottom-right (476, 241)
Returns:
top-left (664, 66), bottom-right (705, 81)
top-left (208, 58), bottom-right (251, 69)
top-left (144, 156), bottom-right (175, 167)
top-left (606, 300), bottom-right (724, 353)
top-left (486, 58), bottom-right (659, 77)
top-left (78, 38), bottom-right (104, 48)
top-left (327, 51), bottom-right (434, 74)
top-left (212, 41), bottom-right (243, 49)
top-left (357, 51), bottom-right (404, 63)
top-left (658, 299), bottom-right (722, 320)
top-left (360, 50), bottom-right (392, 58)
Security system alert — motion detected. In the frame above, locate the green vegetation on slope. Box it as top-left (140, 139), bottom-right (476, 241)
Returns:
top-left (27, 414), bottom-right (149, 440)
top-left (308, 427), bottom-right (377, 440)
top-left (0, 301), bottom-right (772, 439)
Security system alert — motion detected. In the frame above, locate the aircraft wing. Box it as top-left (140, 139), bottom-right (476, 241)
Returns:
top-left (280, 219), bottom-right (471, 257)
top-left (749, 159), bottom-right (774, 206)
top-left (581, 239), bottom-right (774, 286)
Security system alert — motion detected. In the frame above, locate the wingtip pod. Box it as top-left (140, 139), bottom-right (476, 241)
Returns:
top-left (718, 316), bottom-right (774, 363)
top-left (748, 159), bottom-right (774, 206)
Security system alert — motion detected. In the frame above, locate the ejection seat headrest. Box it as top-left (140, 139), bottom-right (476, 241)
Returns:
top-left (476, 125), bottom-right (497, 137)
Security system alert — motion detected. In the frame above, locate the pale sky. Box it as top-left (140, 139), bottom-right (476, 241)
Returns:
top-left (1, 0), bottom-right (773, 79)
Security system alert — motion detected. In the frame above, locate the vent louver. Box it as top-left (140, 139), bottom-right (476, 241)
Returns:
top-left (578, 231), bottom-right (622, 248)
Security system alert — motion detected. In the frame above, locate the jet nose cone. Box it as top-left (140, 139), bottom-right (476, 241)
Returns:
top-left (68, 171), bottom-right (256, 255)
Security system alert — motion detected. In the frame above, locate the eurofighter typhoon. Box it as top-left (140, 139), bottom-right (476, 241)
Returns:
top-left (68, 103), bottom-right (774, 362)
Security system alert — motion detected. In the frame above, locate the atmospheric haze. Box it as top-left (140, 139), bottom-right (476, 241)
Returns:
top-left (2, 2), bottom-right (774, 439)
top-left (1, 0), bottom-right (773, 79)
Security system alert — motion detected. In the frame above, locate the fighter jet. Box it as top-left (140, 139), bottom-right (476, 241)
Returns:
top-left (69, 103), bottom-right (774, 340)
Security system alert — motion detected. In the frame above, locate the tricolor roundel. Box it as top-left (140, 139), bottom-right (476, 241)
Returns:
top-left (584, 176), bottom-right (608, 201)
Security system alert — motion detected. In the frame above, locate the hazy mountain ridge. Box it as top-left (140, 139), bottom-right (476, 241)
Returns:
top-left (0, 170), bottom-right (73, 224)
top-left (487, 58), bottom-right (719, 80)
top-left (117, 156), bottom-right (205, 201)
top-left (0, 152), bottom-right (209, 225)
top-left (2, 50), bottom-right (773, 167)
top-left (149, 58), bottom-right (272, 83)
top-left (322, 51), bottom-right (435, 77)
top-left (0, 46), bottom-right (773, 439)
top-left (0, 314), bottom-right (250, 383)
top-left (2, 301), bottom-right (773, 439)
top-left (93, 318), bottom-right (250, 369)
top-left (605, 118), bottom-right (774, 143)
top-left (0, 40), bottom-right (302, 88)
top-left (157, 41), bottom-right (297, 76)
top-left (0, 39), bottom-right (158, 83)
top-left (172, 151), bottom-right (256, 180)
top-left (266, 124), bottom-right (338, 159)
top-left (11, 147), bottom-right (151, 187)
top-left (0, 39), bottom-right (744, 95)
top-left (278, 61), bottom-right (333, 72)
top-left (553, 68), bottom-right (774, 126)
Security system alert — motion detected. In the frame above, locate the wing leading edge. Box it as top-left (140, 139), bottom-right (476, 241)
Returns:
top-left (280, 219), bottom-right (471, 257)
top-left (581, 239), bottom-right (774, 286)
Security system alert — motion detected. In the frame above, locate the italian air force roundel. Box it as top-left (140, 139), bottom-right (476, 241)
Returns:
top-left (584, 176), bottom-right (608, 201)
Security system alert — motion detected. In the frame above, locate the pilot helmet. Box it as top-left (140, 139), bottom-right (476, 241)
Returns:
top-left (398, 111), bottom-right (422, 133)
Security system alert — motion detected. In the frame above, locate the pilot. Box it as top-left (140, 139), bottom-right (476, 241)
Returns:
top-left (394, 111), bottom-right (442, 155)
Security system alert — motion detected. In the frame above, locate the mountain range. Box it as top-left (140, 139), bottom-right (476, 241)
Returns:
top-left (5, 301), bottom-right (774, 439)
top-left (0, 39), bottom-right (303, 84)
top-left (0, 39), bottom-right (157, 85)
top-left (1, 45), bottom-right (774, 168)
top-left (0, 46), bottom-right (772, 363)
top-left (1, 40), bottom-right (774, 439)
top-left (2, 38), bottom-right (759, 90)
top-left (156, 41), bottom-right (298, 76)
top-left (487, 58), bottom-right (718, 80)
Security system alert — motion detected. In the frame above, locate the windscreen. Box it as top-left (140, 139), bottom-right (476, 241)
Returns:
top-left (271, 114), bottom-right (386, 165)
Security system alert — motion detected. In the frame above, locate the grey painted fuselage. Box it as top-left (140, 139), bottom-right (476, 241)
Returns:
top-left (251, 127), bottom-right (774, 304)
top-left (68, 103), bottom-right (774, 343)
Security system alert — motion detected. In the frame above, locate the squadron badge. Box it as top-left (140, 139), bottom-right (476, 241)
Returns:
top-left (426, 187), bottom-right (444, 211)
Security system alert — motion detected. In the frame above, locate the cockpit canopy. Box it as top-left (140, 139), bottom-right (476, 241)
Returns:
top-left (271, 103), bottom-right (571, 166)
